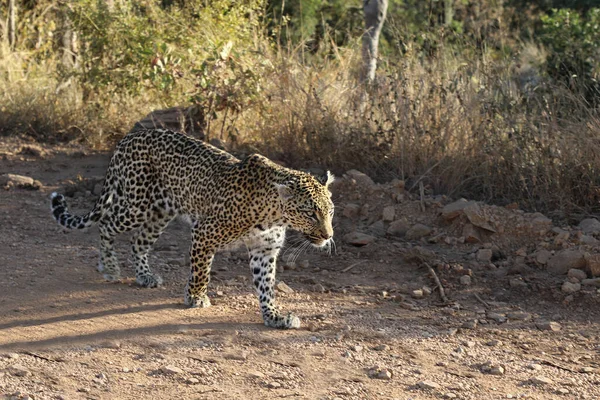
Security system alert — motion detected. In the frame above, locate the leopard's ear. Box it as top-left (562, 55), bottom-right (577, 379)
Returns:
top-left (318, 171), bottom-right (335, 187)
top-left (275, 183), bottom-right (293, 201)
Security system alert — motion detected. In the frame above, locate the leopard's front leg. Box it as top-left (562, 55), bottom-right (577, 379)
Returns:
top-left (184, 224), bottom-right (216, 308)
top-left (248, 227), bottom-right (300, 329)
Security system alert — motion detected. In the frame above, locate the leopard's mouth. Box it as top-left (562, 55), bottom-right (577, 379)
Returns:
top-left (305, 235), bottom-right (331, 248)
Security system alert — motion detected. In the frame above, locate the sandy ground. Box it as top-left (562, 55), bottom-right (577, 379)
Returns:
top-left (0, 138), bottom-right (599, 400)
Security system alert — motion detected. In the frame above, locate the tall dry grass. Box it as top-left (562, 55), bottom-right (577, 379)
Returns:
top-left (2, 32), bottom-right (600, 219)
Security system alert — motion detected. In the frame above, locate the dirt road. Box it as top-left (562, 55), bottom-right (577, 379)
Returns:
top-left (1, 139), bottom-right (599, 399)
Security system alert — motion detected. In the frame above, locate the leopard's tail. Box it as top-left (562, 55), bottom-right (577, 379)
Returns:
top-left (50, 189), bottom-right (113, 229)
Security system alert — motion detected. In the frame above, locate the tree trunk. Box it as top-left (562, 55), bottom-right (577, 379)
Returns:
top-left (61, 5), bottom-right (78, 68)
top-left (8, 0), bottom-right (16, 50)
top-left (444, 0), bottom-right (454, 27)
top-left (361, 0), bottom-right (388, 84)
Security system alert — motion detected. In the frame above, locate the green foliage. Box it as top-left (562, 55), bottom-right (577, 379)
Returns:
top-left (540, 8), bottom-right (600, 88)
top-left (69, 0), bottom-right (265, 101)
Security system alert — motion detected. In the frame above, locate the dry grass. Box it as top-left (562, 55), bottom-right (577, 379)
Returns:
top-left (2, 38), bottom-right (600, 219)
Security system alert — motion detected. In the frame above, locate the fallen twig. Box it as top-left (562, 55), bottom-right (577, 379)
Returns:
top-left (425, 262), bottom-right (449, 304)
top-left (540, 359), bottom-right (579, 373)
top-left (473, 293), bottom-right (490, 309)
top-left (22, 351), bottom-right (57, 362)
top-left (341, 260), bottom-right (366, 273)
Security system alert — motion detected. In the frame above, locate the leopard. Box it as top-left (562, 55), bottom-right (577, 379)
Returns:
top-left (50, 129), bottom-right (335, 329)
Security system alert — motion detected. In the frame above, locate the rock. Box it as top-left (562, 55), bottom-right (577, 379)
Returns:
top-left (507, 311), bottom-right (532, 321)
top-left (567, 268), bottom-right (587, 281)
top-left (298, 260), bottom-right (309, 269)
top-left (275, 281), bottom-right (294, 294)
top-left (186, 377), bottom-right (200, 384)
top-left (0, 174), bottom-right (42, 190)
top-left (584, 253), bottom-right (600, 277)
top-left (441, 199), bottom-right (474, 221)
top-left (160, 365), bottom-right (184, 375)
top-left (464, 203), bottom-right (496, 232)
top-left (462, 223), bottom-right (482, 243)
top-left (342, 203), bottom-right (361, 219)
top-left (461, 320), bottom-right (478, 329)
top-left (547, 250), bottom-right (586, 275)
top-left (581, 278), bottom-right (600, 287)
top-left (527, 363), bottom-right (542, 370)
top-left (387, 219), bottom-right (410, 237)
top-left (266, 381), bottom-right (282, 389)
top-left (486, 339), bottom-right (502, 346)
top-left (8, 364), bottom-right (31, 377)
top-left (535, 249), bottom-right (552, 265)
top-left (373, 344), bottom-right (390, 351)
top-left (443, 393), bottom-right (458, 399)
top-left (382, 206), bottom-right (395, 222)
top-left (412, 289), bottom-right (424, 299)
top-left (346, 170), bottom-right (375, 188)
top-left (530, 376), bottom-right (553, 385)
top-left (509, 277), bottom-right (528, 288)
top-left (368, 220), bottom-right (386, 237)
top-left (578, 235), bottom-right (598, 245)
top-left (561, 281), bottom-right (581, 293)
top-left (350, 345), bottom-right (363, 352)
top-left (481, 362), bottom-right (504, 375)
top-left (459, 275), bottom-right (472, 286)
top-left (310, 283), bottom-right (326, 293)
top-left (93, 183), bottom-right (103, 196)
top-left (405, 224), bottom-right (432, 240)
top-left (578, 218), bottom-right (600, 234)
top-left (224, 351), bottom-right (249, 361)
top-left (376, 369), bottom-right (392, 380)
top-left (248, 371), bottom-right (265, 379)
top-left (557, 388), bottom-right (570, 395)
top-left (477, 249), bottom-right (493, 263)
top-left (536, 321), bottom-right (561, 331)
top-left (487, 312), bottom-right (507, 323)
top-left (417, 380), bottom-right (440, 390)
top-left (343, 232), bottom-right (375, 246)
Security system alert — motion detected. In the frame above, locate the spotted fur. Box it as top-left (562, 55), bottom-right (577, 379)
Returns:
top-left (50, 129), bottom-right (335, 329)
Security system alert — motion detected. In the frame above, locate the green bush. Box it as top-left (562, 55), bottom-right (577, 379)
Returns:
top-left (540, 8), bottom-right (600, 97)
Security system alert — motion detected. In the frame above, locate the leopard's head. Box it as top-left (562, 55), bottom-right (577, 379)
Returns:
top-left (276, 171), bottom-right (335, 248)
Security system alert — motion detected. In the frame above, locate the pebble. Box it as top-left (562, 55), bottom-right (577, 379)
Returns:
top-left (350, 345), bottom-right (363, 352)
top-left (8, 364), bottom-right (31, 377)
top-left (418, 380), bottom-right (441, 390)
top-left (299, 260), bottom-right (310, 269)
top-left (248, 371), bottom-right (265, 379)
top-left (487, 312), bottom-right (507, 323)
top-left (412, 289), bottom-right (424, 299)
top-left (527, 363), bottom-right (542, 371)
top-left (376, 369), bottom-right (392, 380)
top-left (462, 320), bottom-right (478, 329)
top-left (460, 275), bottom-right (472, 286)
top-left (561, 281), bottom-right (581, 293)
top-left (266, 381), bottom-right (282, 389)
top-left (186, 377), bottom-right (200, 384)
top-left (567, 268), bottom-right (588, 281)
top-left (160, 365), bottom-right (184, 375)
top-left (530, 376), bottom-right (553, 385)
top-left (536, 320), bottom-right (561, 331)
top-left (507, 311), bottom-right (532, 321)
top-left (486, 339), bottom-right (502, 346)
top-left (275, 281), bottom-right (294, 294)
top-left (373, 344), bottom-right (390, 351)
top-left (444, 393), bottom-right (458, 399)
top-left (557, 388), bottom-right (570, 395)
top-left (224, 351), bottom-right (249, 361)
